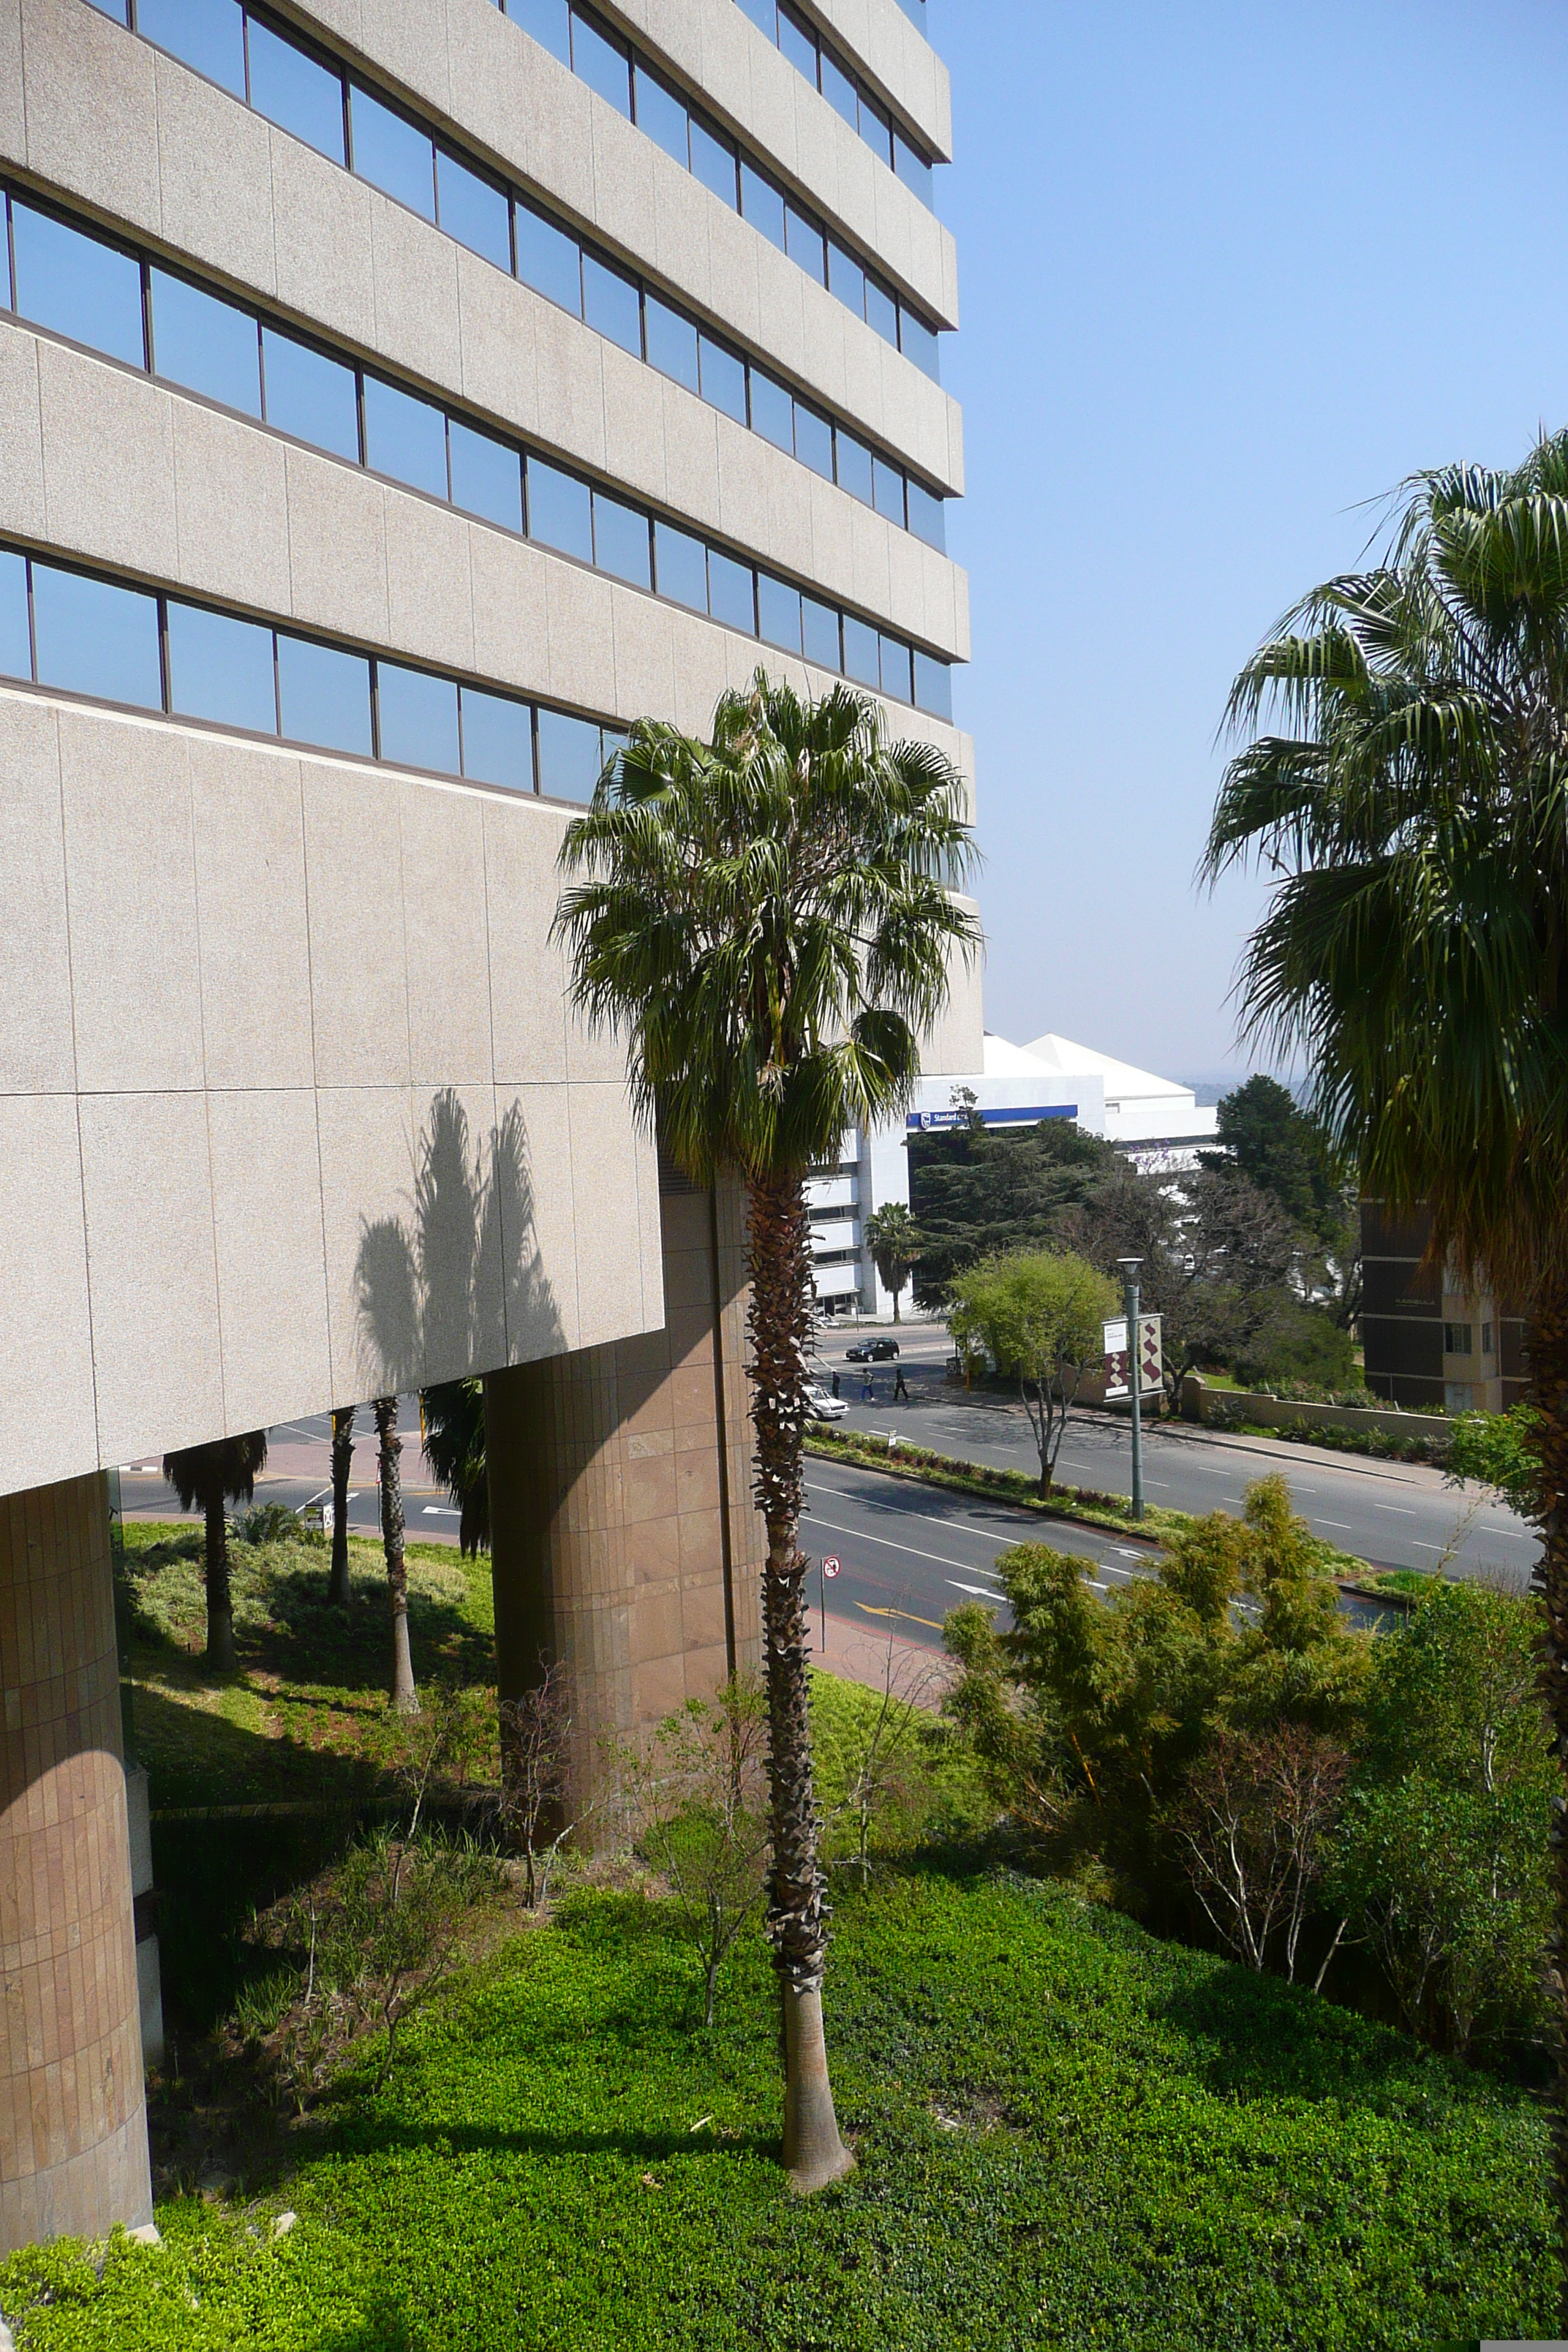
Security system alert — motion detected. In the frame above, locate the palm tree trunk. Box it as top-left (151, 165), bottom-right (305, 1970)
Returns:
top-left (745, 1169), bottom-right (853, 2194)
top-left (204, 1493), bottom-right (235, 1671)
top-left (328, 1405), bottom-right (355, 1607)
top-left (374, 1395), bottom-right (420, 1716)
top-left (1530, 1275), bottom-right (1568, 2326)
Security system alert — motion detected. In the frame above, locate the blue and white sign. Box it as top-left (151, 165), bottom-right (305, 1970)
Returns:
top-left (906, 1104), bottom-right (1078, 1132)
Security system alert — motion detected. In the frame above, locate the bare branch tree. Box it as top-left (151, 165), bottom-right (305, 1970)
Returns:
top-left (1173, 1726), bottom-right (1349, 1981)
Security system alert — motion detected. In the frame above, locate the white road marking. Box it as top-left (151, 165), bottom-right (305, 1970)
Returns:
top-left (947, 1580), bottom-right (1003, 1599)
top-left (1481, 1523), bottom-right (1534, 1542)
top-left (1317, 1520), bottom-right (1354, 1530)
top-left (422, 1507), bottom-right (461, 1519)
top-left (804, 1512), bottom-right (1010, 1575)
top-left (1373, 1504), bottom-right (1417, 1517)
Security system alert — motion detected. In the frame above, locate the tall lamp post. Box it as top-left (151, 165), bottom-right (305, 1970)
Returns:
top-left (1117, 1256), bottom-right (1145, 1523)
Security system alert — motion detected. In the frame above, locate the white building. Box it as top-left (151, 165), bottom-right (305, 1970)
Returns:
top-left (813, 1031), bottom-right (1219, 1316)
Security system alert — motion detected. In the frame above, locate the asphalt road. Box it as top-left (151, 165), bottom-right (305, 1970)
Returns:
top-left (815, 1338), bottom-right (1538, 1590)
top-left (116, 1400), bottom-right (458, 1543)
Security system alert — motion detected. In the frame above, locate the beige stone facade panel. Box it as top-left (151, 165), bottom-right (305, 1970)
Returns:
top-left (188, 736), bottom-right (316, 1093)
top-left (0, 697), bottom-right (72, 1096)
top-left (299, 758), bottom-right (412, 1090)
top-left (206, 1087), bottom-right (334, 1432)
top-left (0, 1099), bottom-right (94, 1490)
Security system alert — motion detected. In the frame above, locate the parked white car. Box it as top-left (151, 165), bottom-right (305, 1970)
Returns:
top-left (804, 1382), bottom-right (848, 1422)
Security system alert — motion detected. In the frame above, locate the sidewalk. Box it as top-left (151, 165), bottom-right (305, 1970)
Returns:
top-left (815, 1607), bottom-right (951, 1707)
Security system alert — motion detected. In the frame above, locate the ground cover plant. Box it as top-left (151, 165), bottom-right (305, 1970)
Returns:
top-left (0, 1867), bottom-right (1552, 2350)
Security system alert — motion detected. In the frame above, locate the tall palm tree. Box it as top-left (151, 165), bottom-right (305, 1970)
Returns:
top-left (373, 1395), bottom-right (420, 1714)
top-left (863, 1202), bottom-right (920, 1322)
top-left (1202, 431), bottom-right (1568, 2305)
top-left (421, 1379), bottom-right (490, 1557)
top-left (162, 1431), bottom-right (268, 1670)
top-left (328, 1405), bottom-right (355, 1606)
top-left (556, 673), bottom-right (979, 2191)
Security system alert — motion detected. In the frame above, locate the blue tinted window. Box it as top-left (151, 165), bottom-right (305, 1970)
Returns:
top-left (878, 633), bottom-right (912, 702)
top-left (698, 336), bottom-right (746, 426)
top-left (32, 565), bottom-right (161, 709)
top-left (450, 420), bottom-right (523, 532)
top-left (349, 86), bottom-right (434, 216)
top-left (363, 376), bottom-right (448, 498)
top-left (654, 520), bottom-right (706, 613)
top-left (842, 614), bottom-right (879, 689)
top-left (784, 203), bottom-right (824, 284)
top-left (167, 602), bottom-right (276, 731)
top-left (378, 661), bottom-right (459, 773)
top-left (894, 132), bottom-right (933, 206)
top-left (148, 269), bottom-right (260, 415)
top-left (513, 202), bottom-right (581, 314)
top-left (734, 0), bottom-right (775, 32)
top-left (750, 371), bottom-right (792, 455)
top-left (593, 492), bottom-right (650, 588)
top-left (509, 0), bottom-right (569, 64)
top-left (707, 550), bottom-right (755, 635)
top-left (758, 573), bottom-right (802, 655)
top-left (10, 204), bottom-right (143, 369)
top-left (690, 116), bottom-right (738, 208)
top-left (437, 151), bottom-right (511, 270)
top-left (644, 297), bottom-right (698, 393)
top-left (0, 551), bottom-right (30, 680)
top-left (137, 0), bottom-right (244, 94)
top-left (570, 10), bottom-right (630, 113)
top-left (460, 685), bottom-right (534, 791)
top-left (794, 404), bottom-right (833, 482)
top-left (633, 66), bottom-right (688, 167)
top-left (246, 18), bottom-right (345, 164)
top-left (802, 594), bottom-right (840, 671)
top-left (277, 633), bottom-right (372, 755)
top-left (820, 53), bottom-right (857, 129)
top-left (739, 163), bottom-right (785, 252)
top-left (777, 4), bottom-right (816, 80)
top-left (872, 456), bottom-right (905, 527)
top-left (582, 255), bottom-right (641, 355)
top-left (261, 328), bottom-right (359, 463)
top-left (858, 91), bottom-right (893, 167)
top-left (828, 241), bottom-right (865, 320)
top-left (899, 309), bottom-right (941, 380)
top-left (83, 0), bottom-right (129, 18)
top-left (599, 723), bottom-right (628, 771)
top-left (527, 458), bottom-right (593, 562)
top-left (536, 706), bottom-right (603, 801)
top-left (913, 649), bottom-right (951, 721)
top-left (865, 276), bottom-right (899, 347)
top-left (907, 480), bottom-right (945, 553)
top-left (835, 430), bottom-right (872, 505)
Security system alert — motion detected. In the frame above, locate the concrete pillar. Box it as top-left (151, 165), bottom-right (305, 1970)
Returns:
top-left (486, 1171), bottom-right (764, 1814)
top-left (0, 1473), bottom-right (153, 2253)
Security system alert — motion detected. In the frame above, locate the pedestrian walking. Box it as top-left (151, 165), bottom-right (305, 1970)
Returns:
top-left (861, 1369), bottom-right (874, 1403)
top-left (894, 1365), bottom-right (910, 1402)
top-left (830, 1370), bottom-right (840, 1400)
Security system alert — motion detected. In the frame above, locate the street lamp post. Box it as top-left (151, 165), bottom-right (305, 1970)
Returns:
top-left (1117, 1256), bottom-right (1145, 1523)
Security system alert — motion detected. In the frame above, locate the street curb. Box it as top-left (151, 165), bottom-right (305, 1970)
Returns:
top-left (804, 1439), bottom-right (1170, 1550)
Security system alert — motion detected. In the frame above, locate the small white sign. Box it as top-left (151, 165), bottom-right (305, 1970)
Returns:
top-left (823, 1555), bottom-right (841, 1580)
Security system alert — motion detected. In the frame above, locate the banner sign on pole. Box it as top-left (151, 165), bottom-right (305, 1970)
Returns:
top-left (1104, 1316), bottom-right (1161, 1401)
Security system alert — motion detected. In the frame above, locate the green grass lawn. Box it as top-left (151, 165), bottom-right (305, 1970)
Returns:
top-left (0, 1869), bottom-right (1551, 2351)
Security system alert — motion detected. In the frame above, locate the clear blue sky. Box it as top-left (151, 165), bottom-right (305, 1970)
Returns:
top-left (930, 0), bottom-right (1568, 1085)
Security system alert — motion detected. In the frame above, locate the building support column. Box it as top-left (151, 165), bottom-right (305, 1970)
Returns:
top-left (486, 1169), bottom-right (762, 1819)
top-left (0, 1472), bottom-right (153, 2253)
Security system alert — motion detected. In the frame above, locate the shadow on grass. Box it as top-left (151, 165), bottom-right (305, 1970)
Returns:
top-left (1148, 1959), bottom-right (1459, 2114)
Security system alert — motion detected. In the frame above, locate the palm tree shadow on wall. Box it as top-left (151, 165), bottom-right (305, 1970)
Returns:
top-left (354, 1090), bottom-right (565, 1395)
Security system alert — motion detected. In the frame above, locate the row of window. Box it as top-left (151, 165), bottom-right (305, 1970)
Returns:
top-left (87, 0), bottom-right (944, 376)
top-left (0, 547), bottom-right (630, 798)
top-left (732, 0), bottom-right (935, 203)
top-left (508, 0), bottom-right (933, 208)
top-left (0, 192), bottom-right (951, 717)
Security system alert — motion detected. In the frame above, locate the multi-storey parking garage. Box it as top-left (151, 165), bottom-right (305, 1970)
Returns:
top-left (0, 0), bottom-right (977, 2252)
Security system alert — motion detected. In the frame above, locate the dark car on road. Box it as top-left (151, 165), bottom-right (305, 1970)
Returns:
top-left (845, 1338), bottom-right (900, 1362)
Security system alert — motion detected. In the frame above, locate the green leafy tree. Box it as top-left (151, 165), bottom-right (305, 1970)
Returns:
top-left (946, 1250), bottom-right (1117, 1494)
top-left (162, 1431), bottom-right (268, 1670)
top-left (1205, 434), bottom-right (1568, 2280)
top-left (1447, 1403), bottom-right (1546, 1523)
top-left (555, 673), bottom-right (978, 2191)
top-left (862, 1202), bottom-right (919, 1320)
top-left (421, 1379), bottom-right (490, 1557)
top-left (909, 1117), bottom-right (1117, 1306)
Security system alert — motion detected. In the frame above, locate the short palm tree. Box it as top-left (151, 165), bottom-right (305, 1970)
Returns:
top-left (556, 674), bottom-right (979, 2190)
top-left (421, 1378), bottom-right (490, 1557)
top-left (162, 1431), bottom-right (268, 1670)
top-left (372, 1395), bottom-right (420, 1714)
top-left (1203, 431), bottom-right (1568, 2302)
top-left (863, 1202), bottom-right (920, 1321)
top-left (327, 1405), bottom-right (355, 1606)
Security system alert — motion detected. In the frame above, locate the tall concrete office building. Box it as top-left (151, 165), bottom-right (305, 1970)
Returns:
top-left (0, 0), bottom-right (976, 2252)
